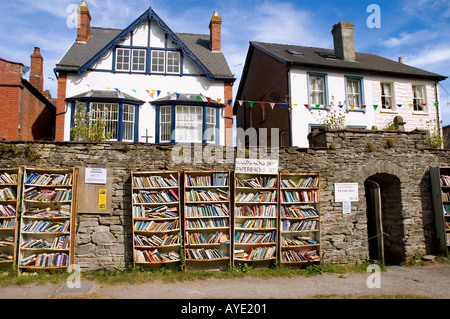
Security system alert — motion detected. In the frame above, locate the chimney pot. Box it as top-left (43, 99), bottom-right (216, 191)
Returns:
top-left (209, 11), bottom-right (222, 52)
top-left (398, 56), bottom-right (404, 63)
top-left (331, 22), bottom-right (356, 62)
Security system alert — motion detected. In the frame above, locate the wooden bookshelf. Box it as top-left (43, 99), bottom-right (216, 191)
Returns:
top-left (279, 173), bottom-right (321, 266)
top-left (183, 171), bottom-right (231, 271)
top-left (233, 173), bottom-right (278, 267)
top-left (131, 171), bottom-right (182, 269)
top-left (0, 168), bottom-right (22, 271)
top-left (17, 168), bottom-right (77, 273)
top-left (430, 167), bottom-right (450, 257)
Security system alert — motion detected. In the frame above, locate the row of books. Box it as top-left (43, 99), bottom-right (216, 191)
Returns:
top-left (185, 248), bottom-right (226, 260)
top-left (25, 173), bottom-right (73, 186)
top-left (185, 231), bottom-right (230, 245)
top-left (447, 234), bottom-right (450, 246)
top-left (0, 204), bottom-right (16, 217)
top-left (134, 234), bottom-right (181, 247)
top-left (444, 204), bottom-right (450, 216)
top-left (0, 236), bottom-right (14, 246)
top-left (236, 176), bottom-right (277, 188)
top-left (234, 231), bottom-right (276, 244)
top-left (22, 220), bottom-right (70, 233)
top-left (21, 236), bottom-right (70, 250)
top-left (281, 250), bottom-right (320, 262)
top-left (185, 218), bottom-right (229, 229)
top-left (134, 220), bottom-right (180, 232)
top-left (133, 190), bottom-right (179, 204)
top-left (235, 191), bottom-right (277, 203)
top-left (185, 173), bottom-right (229, 187)
top-left (135, 249), bottom-right (180, 263)
top-left (235, 246), bottom-right (276, 260)
top-left (0, 173), bottom-right (18, 184)
top-left (0, 219), bottom-right (16, 229)
top-left (281, 190), bottom-right (318, 203)
top-left (24, 188), bottom-right (72, 202)
top-left (132, 174), bottom-right (178, 188)
top-left (235, 205), bottom-right (277, 217)
top-left (282, 220), bottom-right (318, 232)
top-left (441, 175), bottom-right (450, 187)
top-left (23, 206), bottom-right (71, 218)
top-left (281, 236), bottom-right (319, 246)
top-left (184, 204), bottom-right (229, 217)
top-left (281, 205), bottom-right (319, 218)
top-left (280, 177), bottom-right (319, 188)
top-left (0, 187), bottom-right (16, 201)
top-left (185, 189), bottom-right (229, 202)
top-left (20, 252), bottom-right (69, 267)
top-left (443, 192), bottom-right (450, 202)
top-left (133, 205), bottom-right (178, 219)
top-left (237, 218), bottom-right (276, 229)
top-left (0, 253), bottom-right (13, 261)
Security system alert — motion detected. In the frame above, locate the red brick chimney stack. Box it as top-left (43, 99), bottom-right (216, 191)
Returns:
top-left (209, 11), bottom-right (222, 52)
top-left (77, 1), bottom-right (91, 42)
top-left (30, 47), bottom-right (44, 93)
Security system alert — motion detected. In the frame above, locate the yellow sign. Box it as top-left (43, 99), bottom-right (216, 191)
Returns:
top-left (99, 189), bottom-right (107, 211)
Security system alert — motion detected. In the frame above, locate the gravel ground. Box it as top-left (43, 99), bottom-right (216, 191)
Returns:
top-left (0, 263), bottom-right (449, 300)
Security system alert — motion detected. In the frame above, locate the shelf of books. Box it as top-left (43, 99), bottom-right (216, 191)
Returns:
top-left (279, 173), bottom-right (321, 266)
top-left (0, 168), bottom-right (22, 270)
top-left (131, 171), bottom-right (182, 269)
top-left (430, 167), bottom-right (450, 257)
top-left (233, 173), bottom-right (278, 267)
top-left (184, 171), bottom-right (231, 271)
top-left (17, 168), bottom-right (77, 273)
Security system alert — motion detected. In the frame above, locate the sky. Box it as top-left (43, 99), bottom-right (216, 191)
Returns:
top-left (1, 0), bottom-right (450, 125)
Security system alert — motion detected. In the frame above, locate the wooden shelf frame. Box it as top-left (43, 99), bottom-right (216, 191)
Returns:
top-left (430, 167), bottom-right (450, 257)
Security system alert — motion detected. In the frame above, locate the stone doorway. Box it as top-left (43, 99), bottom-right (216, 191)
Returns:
top-left (364, 173), bottom-right (406, 265)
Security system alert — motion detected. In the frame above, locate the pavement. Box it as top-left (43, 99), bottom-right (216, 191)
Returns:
top-left (0, 263), bottom-right (449, 300)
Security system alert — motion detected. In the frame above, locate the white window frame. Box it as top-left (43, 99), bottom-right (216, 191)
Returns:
top-left (166, 51), bottom-right (181, 74)
top-left (346, 78), bottom-right (362, 109)
top-left (309, 75), bottom-right (326, 107)
top-left (175, 106), bottom-right (203, 143)
top-left (151, 50), bottom-right (166, 73)
top-left (160, 106), bottom-right (172, 143)
top-left (206, 107), bottom-right (217, 144)
top-left (116, 49), bottom-right (130, 72)
top-left (381, 83), bottom-right (395, 110)
top-left (122, 104), bottom-right (135, 142)
top-left (413, 85), bottom-right (427, 112)
top-left (131, 49), bottom-right (146, 73)
top-left (89, 103), bottom-right (119, 141)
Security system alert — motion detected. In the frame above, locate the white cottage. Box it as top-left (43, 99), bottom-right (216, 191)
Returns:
top-left (234, 22), bottom-right (447, 148)
top-left (55, 2), bottom-right (235, 146)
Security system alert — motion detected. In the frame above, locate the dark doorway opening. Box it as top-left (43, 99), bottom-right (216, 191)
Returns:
top-left (365, 174), bottom-right (405, 265)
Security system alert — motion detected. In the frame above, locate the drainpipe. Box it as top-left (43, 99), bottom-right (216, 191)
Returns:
top-left (435, 81), bottom-right (443, 148)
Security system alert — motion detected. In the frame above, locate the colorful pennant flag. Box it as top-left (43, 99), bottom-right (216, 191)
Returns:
top-left (249, 101), bottom-right (254, 108)
top-left (260, 102), bottom-right (264, 108)
top-left (270, 103), bottom-right (275, 109)
top-left (282, 103), bottom-right (287, 108)
top-left (349, 105), bottom-right (355, 111)
top-left (228, 99), bottom-right (233, 106)
top-left (373, 105), bottom-right (378, 110)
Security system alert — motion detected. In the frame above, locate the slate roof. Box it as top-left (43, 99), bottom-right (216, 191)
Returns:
top-left (66, 89), bottom-right (145, 104)
top-left (250, 41), bottom-right (447, 81)
top-left (55, 8), bottom-right (235, 82)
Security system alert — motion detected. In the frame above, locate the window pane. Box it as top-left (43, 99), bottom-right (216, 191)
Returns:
top-left (132, 50), bottom-right (146, 72)
top-left (160, 106), bottom-right (172, 142)
top-left (89, 103), bottom-right (119, 140)
top-left (381, 83), bottom-right (393, 109)
top-left (116, 49), bottom-right (130, 71)
top-left (413, 85), bottom-right (426, 111)
top-left (123, 104), bottom-right (135, 141)
top-left (347, 79), bottom-right (361, 108)
top-left (176, 106), bottom-right (202, 143)
top-left (167, 52), bottom-right (181, 74)
top-left (206, 107), bottom-right (216, 143)
top-left (309, 76), bottom-right (325, 106)
top-left (151, 50), bottom-right (165, 73)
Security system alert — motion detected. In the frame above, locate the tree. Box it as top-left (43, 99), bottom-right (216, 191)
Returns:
top-left (71, 101), bottom-right (112, 142)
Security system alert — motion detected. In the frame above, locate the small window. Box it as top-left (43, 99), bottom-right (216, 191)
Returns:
top-left (176, 106), bottom-right (203, 143)
top-left (116, 49), bottom-right (130, 71)
top-left (160, 106), bottom-right (172, 143)
top-left (122, 104), bottom-right (135, 141)
top-left (309, 75), bottom-right (326, 107)
top-left (151, 50), bottom-right (165, 73)
top-left (206, 107), bottom-right (217, 144)
top-left (280, 131), bottom-right (286, 147)
top-left (346, 78), bottom-right (362, 109)
top-left (381, 83), bottom-right (394, 110)
top-left (167, 52), bottom-right (181, 74)
top-left (413, 85), bottom-right (427, 112)
top-left (131, 49), bottom-right (146, 72)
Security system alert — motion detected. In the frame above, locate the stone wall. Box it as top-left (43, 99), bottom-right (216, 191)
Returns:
top-left (1, 129), bottom-right (449, 270)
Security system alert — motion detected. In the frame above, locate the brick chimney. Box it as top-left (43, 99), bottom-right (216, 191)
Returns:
top-left (77, 1), bottom-right (91, 42)
top-left (331, 22), bottom-right (356, 62)
top-left (30, 47), bottom-right (43, 93)
top-left (209, 11), bottom-right (222, 52)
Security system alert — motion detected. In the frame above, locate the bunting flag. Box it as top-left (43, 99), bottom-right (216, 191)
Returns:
top-left (259, 102), bottom-right (264, 108)
top-left (217, 98), bottom-right (222, 104)
top-left (315, 104), bottom-right (320, 109)
top-left (361, 105), bottom-right (366, 109)
top-left (434, 103), bottom-right (439, 107)
top-left (207, 97), bottom-right (211, 103)
top-left (282, 103), bottom-right (287, 108)
top-left (270, 103), bottom-right (275, 109)
top-left (197, 96), bottom-right (201, 102)
top-left (349, 105), bottom-right (355, 111)
top-left (338, 104), bottom-right (344, 109)
top-left (157, 90), bottom-right (161, 97)
top-left (373, 105), bottom-right (378, 110)
top-left (176, 93), bottom-right (180, 99)
top-left (114, 88), bottom-right (120, 92)
top-left (249, 101), bottom-right (254, 108)
top-left (409, 104), bottom-right (413, 108)
top-left (304, 104), bottom-right (309, 109)
top-left (397, 104), bottom-right (402, 108)
top-left (228, 99), bottom-right (233, 106)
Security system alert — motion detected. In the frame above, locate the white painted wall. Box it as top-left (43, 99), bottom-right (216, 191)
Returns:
top-left (289, 68), bottom-right (440, 148)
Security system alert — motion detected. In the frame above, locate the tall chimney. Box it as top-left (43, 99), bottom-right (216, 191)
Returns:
top-left (209, 11), bottom-right (222, 52)
top-left (77, 1), bottom-right (91, 42)
top-left (331, 22), bottom-right (356, 62)
top-left (30, 47), bottom-right (43, 93)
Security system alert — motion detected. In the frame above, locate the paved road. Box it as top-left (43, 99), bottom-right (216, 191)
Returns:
top-left (0, 263), bottom-right (449, 299)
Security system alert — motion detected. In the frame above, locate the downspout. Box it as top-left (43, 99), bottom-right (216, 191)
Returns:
top-left (287, 67), bottom-right (293, 147)
top-left (435, 81), bottom-right (442, 148)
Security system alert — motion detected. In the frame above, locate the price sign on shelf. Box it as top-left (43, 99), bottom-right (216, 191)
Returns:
top-left (235, 158), bottom-right (279, 175)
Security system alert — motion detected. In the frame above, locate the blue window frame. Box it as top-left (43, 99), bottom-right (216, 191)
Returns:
top-left (345, 76), bottom-right (366, 113)
top-left (307, 72), bottom-right (329, 110)
top-left (155, 105), bottom-right (220, 145)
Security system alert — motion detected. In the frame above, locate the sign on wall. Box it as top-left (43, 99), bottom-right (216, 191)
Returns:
top-left (77, 167), bottom-right (113, 214)
top-left (235, 158), bottom-right (279, 175)
top-left (334, 183), bottom-right (359, 214)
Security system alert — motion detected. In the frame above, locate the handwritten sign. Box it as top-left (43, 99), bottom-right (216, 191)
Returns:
top-left (235, 158), bottom-right (279, 175)
top-left (334, 183), bottom-right (359, 202)
top-left (85, 168), bottom-right (107, 185)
